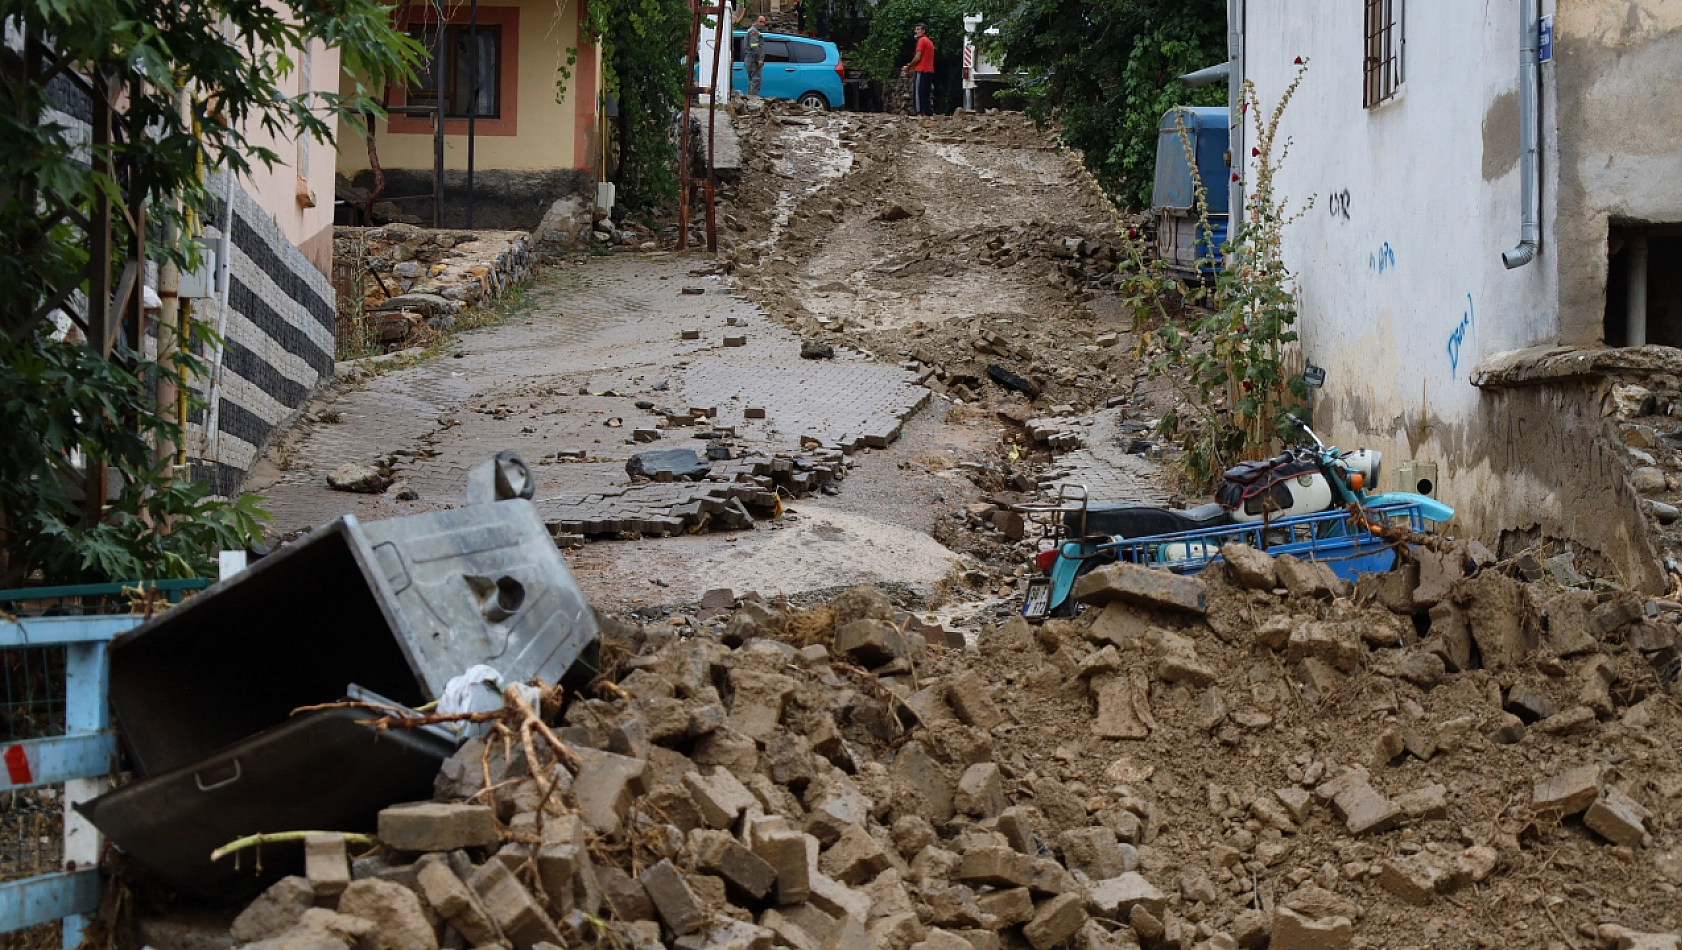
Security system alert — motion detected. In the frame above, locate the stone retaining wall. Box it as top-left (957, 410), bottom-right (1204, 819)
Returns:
top-left (336, 224), bottom-right (535, 305)
top-left (332, 225), bottom-right (538, 348)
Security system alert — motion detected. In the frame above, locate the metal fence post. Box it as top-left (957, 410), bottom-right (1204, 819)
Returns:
top-left (60, 640), bottom-right (110, 949)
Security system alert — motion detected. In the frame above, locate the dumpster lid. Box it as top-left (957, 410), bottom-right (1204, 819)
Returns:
top-left (109, 496), bottom-right (598, 776)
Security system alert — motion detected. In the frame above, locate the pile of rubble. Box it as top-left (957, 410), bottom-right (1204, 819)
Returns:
top-left (1597, 369), bottom-right (1682, 568)
top-left (174, 533), bottom-right (1679, 950)
top-left (541, 446), bottom-right (849, 539)
top-left (333, 225), bottom-right (535, 348)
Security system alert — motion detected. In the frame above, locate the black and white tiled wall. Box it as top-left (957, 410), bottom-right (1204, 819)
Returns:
top-left (20, 50), bottom-right (334, 497)
top-left (187, 183), bottom-right (335, 495)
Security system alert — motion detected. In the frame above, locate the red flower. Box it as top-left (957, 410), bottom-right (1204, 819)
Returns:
top-left (1293, 56), bottom-right (1303, 65)
top-left (1242, 381), bottom-right (1255, 392)
top-left (1251, 147), bottom-right (1259, 157)
top-left (1230, 173), bottom-right (1239, 182)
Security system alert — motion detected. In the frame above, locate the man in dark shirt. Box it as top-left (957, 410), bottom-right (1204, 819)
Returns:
top-left (901, 22), bottom-right (935, 119)
top-left (744, 14), bottom-right (767, 96)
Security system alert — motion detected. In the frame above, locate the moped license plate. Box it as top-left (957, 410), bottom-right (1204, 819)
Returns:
top-left (1021, 577), bottom-right (1052, 620)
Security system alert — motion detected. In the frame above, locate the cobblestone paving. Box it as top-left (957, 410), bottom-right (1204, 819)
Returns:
top-left (1036, 408), bottom-right (1172, 505)
top-left (255, 256), bottom-right (930, 538)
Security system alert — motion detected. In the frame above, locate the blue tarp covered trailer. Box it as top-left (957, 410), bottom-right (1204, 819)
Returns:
top-left (1151, 105), bottom-right (1230, 276)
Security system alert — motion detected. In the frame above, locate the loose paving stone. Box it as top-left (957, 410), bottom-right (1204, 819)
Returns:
top-left (304, 833), bottom-right (350, 899)
top-left (377, 803), bottom-right (498, 852)
top-left (954, 764), bottom-right (1005, 818)
top-left (1221, 543), bottom-right (1278, 590)
top-left (956, 846), bottom-right (1030, 889)
top-left (686, 767), bottom-right (757, 829)
top-left (572, 748), bottom-right (648, 834)
top-left (1083, 873), bottom-right (1165, 921)
top-left (470, 861), bottom-right (566, 950)
top-left (1021, 893), bottom-right (1086, 950)
top-left (945, 671), bottom-right (1001, 729)
top-left (1378, 855), bottom-right (1451, 905)
top-left (640, 859), bottom-right (706, 935)
top-left (1585, 786), bottom-right (1650, 846)
top-left (232, 877), bottom-right (315, 944)
top-left (1315, 768), bottom-right (1402, 836)
top-left (416, 854), bottom-right (503, 945)
top-left (338, 879), bottom-right (439, 950)
top-left (821, 824), bottom-right (892, 885)
top-left (1269, 908), bottom-right (1352, 950)
top-left (626, 449), bottom-right (712, 481)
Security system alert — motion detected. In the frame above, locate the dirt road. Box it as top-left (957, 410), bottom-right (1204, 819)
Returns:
top-left (257, 108), bottom-right (1167, 623)
top-left (205, 108), bottom-right (1682, 950)
top-left (725, 106), bottom-right (1157, 416)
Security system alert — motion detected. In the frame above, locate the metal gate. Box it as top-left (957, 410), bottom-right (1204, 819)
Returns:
top-left (0, 615), bottom-right (142, 947)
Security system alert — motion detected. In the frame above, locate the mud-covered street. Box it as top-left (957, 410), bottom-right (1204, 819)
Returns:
top-left (140, 109), bottom-right (1682, 950)
top-left (257, 107), bottom-right (1173, 620)
top-left (12, 1), bottom-right (1682, 948)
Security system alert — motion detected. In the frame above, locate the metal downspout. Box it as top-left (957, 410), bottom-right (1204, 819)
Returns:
top-left (1228, 0), bottom-right (1244, 229)
top-left (1178, 62), bottom-right (1229, 88)
top-left (1502, 0), bottom-right (1541, 269)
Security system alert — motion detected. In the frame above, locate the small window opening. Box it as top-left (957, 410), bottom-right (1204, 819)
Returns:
top-left (1363, 0), bottom-right (1404, 108)
top-left (1604, 224), bottom-right (1682, 347)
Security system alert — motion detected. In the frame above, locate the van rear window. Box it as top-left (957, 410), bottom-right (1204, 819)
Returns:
top-left (789, 41), bottom-right (826, 64)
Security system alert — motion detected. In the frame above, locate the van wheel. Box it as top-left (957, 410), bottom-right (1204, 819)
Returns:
top-left (797, 91), bottom-right (830, 111)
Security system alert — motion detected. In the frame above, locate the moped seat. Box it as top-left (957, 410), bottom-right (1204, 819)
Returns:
top-left (1065, 502), bottom-right (1230, 539)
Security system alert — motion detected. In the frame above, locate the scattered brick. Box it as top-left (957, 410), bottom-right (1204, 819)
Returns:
top-left (377, 803), bottom-right (499, 853)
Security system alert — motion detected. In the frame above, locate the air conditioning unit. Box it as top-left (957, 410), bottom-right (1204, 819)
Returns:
top-left (1395, 460), bottom-right (1439, 497)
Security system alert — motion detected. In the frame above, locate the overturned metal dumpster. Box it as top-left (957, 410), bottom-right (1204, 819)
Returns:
top-left (81, 453), bottom-right (600, 900)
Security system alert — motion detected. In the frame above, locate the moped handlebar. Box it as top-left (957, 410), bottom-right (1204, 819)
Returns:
top-left (1287, 414), bottom-right (1324, 448)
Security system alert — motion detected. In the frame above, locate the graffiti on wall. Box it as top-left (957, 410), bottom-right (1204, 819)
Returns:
top-left (1328, 189), bottom-right (1352, 221)
top-left (1369, 242), bottom-right (1395, 274)
top-left (1447, 293), bottom-right (1475, 377)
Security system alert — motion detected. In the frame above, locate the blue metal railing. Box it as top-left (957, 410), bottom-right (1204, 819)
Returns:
top-left (0, 616), bottom-right (141, 947)
top-left (0, 579), bottom-right (210, 616)
top-left (1097, 502), bottom-right (1426, 575)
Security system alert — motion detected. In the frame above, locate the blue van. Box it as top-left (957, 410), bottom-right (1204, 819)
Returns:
top-left (732, 31), bottom-right (846, 110)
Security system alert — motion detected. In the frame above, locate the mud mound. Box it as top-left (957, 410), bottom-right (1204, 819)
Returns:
top-left (724, 103), bottom-right (1151, 415)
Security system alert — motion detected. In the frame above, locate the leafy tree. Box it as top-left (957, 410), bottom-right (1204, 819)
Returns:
top-left (0, 334), bottom-right (270, 582)
top-left (1, 0), bottom-right (418, 582)
top-left (600, 0), bottom-right (692, 207)
top-left (854, 0), bottom-right (965, 116)
top-left (974, 0), bottom-right (1225, 208)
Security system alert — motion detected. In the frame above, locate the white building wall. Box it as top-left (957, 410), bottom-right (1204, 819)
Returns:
top-left (698, 2), bottom-right (735, 104)
top-left (1236, 0), bottom-right (1636, 561)
top-left (1244, 0), bottom-right (1555, 444)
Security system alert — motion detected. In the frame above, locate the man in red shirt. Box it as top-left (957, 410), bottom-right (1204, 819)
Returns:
top-left (901, 22), bottom-right (935, 119)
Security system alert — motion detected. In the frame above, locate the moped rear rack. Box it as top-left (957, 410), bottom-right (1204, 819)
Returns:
top-left (1016, 483), bottom-right (1092, 550)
